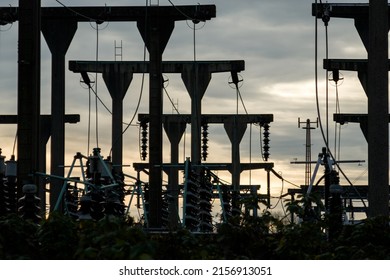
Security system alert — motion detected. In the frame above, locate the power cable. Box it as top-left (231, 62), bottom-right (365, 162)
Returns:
top-left (167, 0), bottom-right (197, 21)
top-left (53, 0), bottom-right (99, 22)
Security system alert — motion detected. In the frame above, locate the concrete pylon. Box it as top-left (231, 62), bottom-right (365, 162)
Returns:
top-left (164, 120), bottom-right (186, 228)
top-left (137, 17), bottom-right (175, 228)
top-left (181, 64), bottom-right (212, 166)
top-left (42, 19), bottom-right (77, 211)
top-left (224, 117), bottom-right (247, 192)
top-left (102, 65), bottom-right (133, 173)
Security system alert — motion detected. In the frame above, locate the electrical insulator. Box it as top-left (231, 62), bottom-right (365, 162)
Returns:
top-left (4, 155), bottom-right (17, 214)
top-left (262, 123), bottom-right (270, 161)
top-left (18, 184), bottom-right (41, 223)
top-left (221, 185), bottom-right (232, 221)
top-left (143, 183), bottom-right (150, 219)
top-left (161, 190), bottom-right (170, 228)
top-left (89, 189), bottom-right (104, 221)
top-left (184, 169), bottom-right (200, 231)
top-left (199, 169), bottom-right (213, 232)
top-left (231, 190), bottom-right (241, 216)
top-left (201, 123), bottom-right (209, 161)
top-left (140, 121), bottom-right (148, 161)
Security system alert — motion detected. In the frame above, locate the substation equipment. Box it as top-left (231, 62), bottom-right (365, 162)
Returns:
top-left (0, 2), bottom-right (275, 231)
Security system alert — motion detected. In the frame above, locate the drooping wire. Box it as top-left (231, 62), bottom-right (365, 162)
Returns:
top-left (54, 0), bottom-right (98, 22)
top-left (167, 0), bottom-right (197, 21)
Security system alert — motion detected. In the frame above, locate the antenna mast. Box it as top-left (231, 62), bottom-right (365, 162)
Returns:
top-left (298, 118), bottom-right (318, 186)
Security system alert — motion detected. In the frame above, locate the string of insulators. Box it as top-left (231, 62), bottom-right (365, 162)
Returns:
top-left (140, 121), bottom-right (148, 161)
top-left (161, 190), bottom-right (170, 228)
top-left (201, 122), bottom-right (209, 161)
top-left (184, 161), bottom-right (200, 231)
top-left (262, 123), bottom-right (270, 161)
top-left (221, 185), bottom-right (232, 220)
top-left (198, 169), bottom-right (213, 232)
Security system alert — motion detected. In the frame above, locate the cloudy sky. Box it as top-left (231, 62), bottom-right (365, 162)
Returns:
top-left (0, 0), bottom-right (371, 203)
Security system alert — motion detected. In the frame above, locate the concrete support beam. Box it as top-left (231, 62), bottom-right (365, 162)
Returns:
top-left (323, 59), bottom-right (390, 97)
top-left (102, 65), bottom-right (133, 173)
top-left (137, 16), bottom-right (175, 229)
top-left (367, 0), bottom-right (389, 217)
top-left (314, 2), bottom-right (390, 217)
top-left (163, 120), bottom-right (186, 228)
top-left (17, 0), bottom-right (41, 196)
top-left (224, 117), bottom-right (247, 192)
top-left (0, 5), bottom-right (216, 23)
top-left (42, 19), bottom-right (77, 211)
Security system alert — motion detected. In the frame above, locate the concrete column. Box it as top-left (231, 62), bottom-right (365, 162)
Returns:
top-left (102, 65), bottom-right (133, 173)
top-left (367, 0), bottom-right (389, 217)
top-left (181, 64), bottom-right (211, 165)
top-left (137, 17), bottom-right (174, 228)
top-left (224, 116), bottom-right (247, 192)
top-left (17, 0), bottom-right (41, 197)
top-left (42, 19), bottom-right (77, 211)
top-left (164, 120), bottom-right (186, 228)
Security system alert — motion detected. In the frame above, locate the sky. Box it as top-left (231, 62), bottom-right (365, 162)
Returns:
top-left (0, 0), bottom-right (373, 212)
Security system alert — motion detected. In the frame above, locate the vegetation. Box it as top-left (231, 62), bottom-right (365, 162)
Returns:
top-left (1, 201), bottom-right (390, 259)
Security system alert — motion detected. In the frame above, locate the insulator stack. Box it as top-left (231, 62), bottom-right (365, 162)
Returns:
top-left (262, 123), bottom-right (270, 161)
top-left (140, 121), bottom-right (148, 161)
top-left (89, 190), bottom-right (105, 221)
top-left (18, 184), bottom-right (41, 223)
top-left (201, 123), bottom-right (209, 161)
top-left (199, 169), bottom-right (213, 232)
top-left (184, 169), bottom-right (200, 231)
top-left (221, 185), bottom-right (232, 221)
top-left (143, 183), bottom-right (150, 219)
top-left (4, 155), bottom-right (17, 214)
top-left (114, 181), bottom-right (126, 216)
top-left (161, 189), bottom-right (170, 228)
top-left (231, 190), bottom-right (241, 216)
